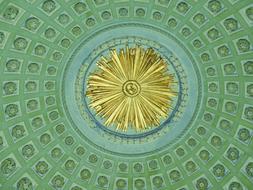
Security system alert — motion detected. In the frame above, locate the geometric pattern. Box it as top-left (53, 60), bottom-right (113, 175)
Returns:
top-left (0, 0), bottom-right (253, 189)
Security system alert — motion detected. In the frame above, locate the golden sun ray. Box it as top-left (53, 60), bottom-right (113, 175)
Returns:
top-left (86, 46), bottom-right (176, 132)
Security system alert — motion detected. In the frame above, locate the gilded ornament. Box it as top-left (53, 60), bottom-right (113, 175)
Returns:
top-left (86, 46), bottom-right (176, 132)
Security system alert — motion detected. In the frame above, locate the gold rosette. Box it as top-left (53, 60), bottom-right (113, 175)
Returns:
top-left (86, 46), bottom-right (176, 132)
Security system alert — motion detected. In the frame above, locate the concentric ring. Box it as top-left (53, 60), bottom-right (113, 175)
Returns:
top-left (1, 0), bottom-right (253, 189)
top-left (122, 80), bottom-right (141, 97)
top-left (62, 22), bottom-right (202, 155)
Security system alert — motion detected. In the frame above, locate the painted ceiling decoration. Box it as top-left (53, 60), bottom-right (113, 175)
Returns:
top-left (0, 0), bottom-right (252, 190)
top-left (86, 46), bottom-right (176, 132)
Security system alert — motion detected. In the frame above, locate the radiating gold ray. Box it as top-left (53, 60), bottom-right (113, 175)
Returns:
top-left (86, 45), bottom-right (176, 132)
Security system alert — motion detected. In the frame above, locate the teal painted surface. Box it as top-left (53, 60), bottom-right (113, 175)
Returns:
top-left (64, 23), bottom-right (199, 155)
top-left (0, 0), bottom-right (253, 189)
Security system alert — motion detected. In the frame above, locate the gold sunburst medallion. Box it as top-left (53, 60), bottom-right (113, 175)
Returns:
top-left (86, 46), bottom-right (176, 132)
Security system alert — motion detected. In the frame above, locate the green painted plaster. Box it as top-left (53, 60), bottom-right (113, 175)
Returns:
top-left (0, 0), bottom-right (253, 189)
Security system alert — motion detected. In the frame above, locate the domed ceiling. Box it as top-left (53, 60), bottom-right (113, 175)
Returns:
top-left (0, 0), bottom-right (253, 189)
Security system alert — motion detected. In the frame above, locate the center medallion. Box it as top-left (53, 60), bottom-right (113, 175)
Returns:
top-left (86, 45), bottom-right (176, 132)
top-left (122, 80), bottom-right (141, 97)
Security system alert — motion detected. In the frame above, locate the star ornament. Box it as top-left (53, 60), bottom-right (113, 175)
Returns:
top-left (86, 45), bottom-right (176, 132)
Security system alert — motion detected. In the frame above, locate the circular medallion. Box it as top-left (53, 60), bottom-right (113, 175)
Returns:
top-left (86, 45), bottom-right (176, 132)
top-left (122, 80), bottom-right (141, 97)
top-left (62, 23), bottom-right (201, 155)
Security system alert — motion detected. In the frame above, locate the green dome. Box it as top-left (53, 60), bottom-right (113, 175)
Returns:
top-left (0, 0), bottom-right (253, 189)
